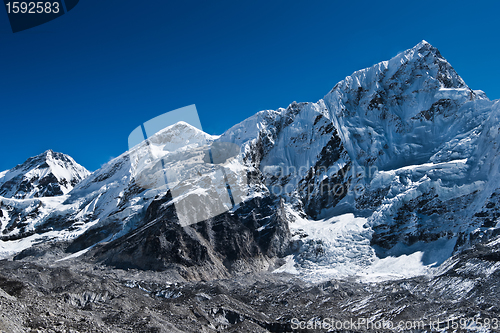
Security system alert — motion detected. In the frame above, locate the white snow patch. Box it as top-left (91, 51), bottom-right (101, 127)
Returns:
top-left (275, 210), bottom-right (447, 283)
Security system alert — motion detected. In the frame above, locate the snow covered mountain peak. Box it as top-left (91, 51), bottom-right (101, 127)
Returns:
top-left (0, 150), bottom-right (90, 199)
top-left (154, 120), bottom-right (207, 137)
top-left (153, 121), bottom-right (216, 144)
top-left (129, 121), bottom-right (217, 154)
top-left (327, 40), bottom-right (473, 103)
top-left (323, 40), bottom-right (489, 171)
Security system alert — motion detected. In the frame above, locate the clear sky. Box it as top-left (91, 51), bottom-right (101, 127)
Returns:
top-left (1, 0), bottom-right (499, 172)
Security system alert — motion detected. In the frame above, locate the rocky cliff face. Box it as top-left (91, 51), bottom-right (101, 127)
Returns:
top-left (89, 194), bottom-right (291, 280)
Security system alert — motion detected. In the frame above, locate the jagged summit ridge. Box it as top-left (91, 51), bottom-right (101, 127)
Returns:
top-left (322, 40), bottom-right (489, 171)
top-left (330, 40), bottom-right (469, 94)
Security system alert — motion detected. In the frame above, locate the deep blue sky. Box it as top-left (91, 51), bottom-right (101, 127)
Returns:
top-left (1, 0), bottom-right (499, 172)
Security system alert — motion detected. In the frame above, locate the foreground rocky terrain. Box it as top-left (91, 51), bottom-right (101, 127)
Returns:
top-left (1, 234), bottom-right (499, 333)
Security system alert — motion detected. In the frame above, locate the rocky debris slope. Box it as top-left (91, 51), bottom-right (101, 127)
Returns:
top-left (0, 233), bottom-right (499, 333)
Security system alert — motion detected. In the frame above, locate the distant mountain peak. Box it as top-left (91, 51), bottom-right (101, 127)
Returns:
top-left (0, 150), bottom-right (90, 199)
top-left (156, 121), bottom-right (208, 137)
top-left (142, 121), bottom-right (217, 151)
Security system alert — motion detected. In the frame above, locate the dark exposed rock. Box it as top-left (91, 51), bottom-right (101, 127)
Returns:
top-left (89, 193), bottom-right (291, 280)
top-left (297, 130), bottom-right (351, 219)
top-left (412, 98), bottom-right (460, 121)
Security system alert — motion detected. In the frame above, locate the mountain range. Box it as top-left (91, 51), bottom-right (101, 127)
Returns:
top-left (2, 40), bottom-right (498, 277)
top-left (1, 40), bottom-right (500, 332)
